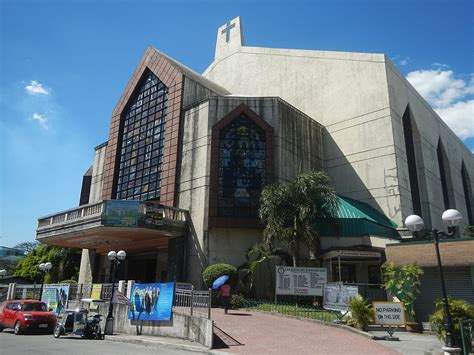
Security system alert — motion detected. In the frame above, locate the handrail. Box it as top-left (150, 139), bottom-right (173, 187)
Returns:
top-left (37, 200), bottom-right (188, 230)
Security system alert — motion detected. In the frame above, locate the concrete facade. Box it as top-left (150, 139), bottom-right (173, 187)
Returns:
top-left (203, 17), bottom-right (474, 230)
top-left (39, 16), bottom-right (473, 290)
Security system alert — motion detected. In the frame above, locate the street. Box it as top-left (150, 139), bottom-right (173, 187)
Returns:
top-left (0, 329), bottom-right (207, 355)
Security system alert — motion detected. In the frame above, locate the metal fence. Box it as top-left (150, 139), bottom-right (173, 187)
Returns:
top-left (460, 319), bottom-right (474, 355)
top-left (242, 298), bottom-right (339, 323)
top-left (173, 286), bottom-right (211, 319)
top-left (0, 285), bottom-right (9, 302)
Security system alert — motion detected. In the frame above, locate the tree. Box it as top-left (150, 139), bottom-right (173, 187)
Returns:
top-left (463, 225), bottom-right (474, 238)
top-left (14, 241), bottom-right (40, 255)
top-left (259, 171), bottom-right (338, 266)
top-left (14, 244), bottom-right (81, 283)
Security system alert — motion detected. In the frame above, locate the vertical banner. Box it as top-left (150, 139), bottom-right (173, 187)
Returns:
top-left (41, 284), bottom-right (70, 315)
top-left (128, 282), bottom-right (175, 321)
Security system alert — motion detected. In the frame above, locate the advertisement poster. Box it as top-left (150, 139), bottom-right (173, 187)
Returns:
top-left (41, 284), bottom-right (70, 315)
top-left (103, 200), bottom-right (139, 227)
top-left (373, 301), bottom-right (406, 326)
top-left (275, 266), bottom-right (327, 296)
top-left (323, 283), bottom-right (359, 311)
top-left (128, 282), bottom-right (175, 321)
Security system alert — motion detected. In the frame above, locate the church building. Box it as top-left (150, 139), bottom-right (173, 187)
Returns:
top-left (36, 17), bottom-right (474, 292)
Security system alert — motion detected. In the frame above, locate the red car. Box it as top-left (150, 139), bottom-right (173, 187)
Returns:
top-left (0, 300), bottom-right (57, 334)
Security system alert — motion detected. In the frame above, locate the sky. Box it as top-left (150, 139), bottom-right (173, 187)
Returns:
top-left (1, 0), bottom-right (473, 248)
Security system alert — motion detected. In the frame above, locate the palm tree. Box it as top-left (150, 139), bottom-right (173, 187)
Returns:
top-left (259, 171), bottom-right (338, 267)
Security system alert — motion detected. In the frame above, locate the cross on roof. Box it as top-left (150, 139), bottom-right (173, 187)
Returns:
top-left (221, 21), bottom-right (235, 43)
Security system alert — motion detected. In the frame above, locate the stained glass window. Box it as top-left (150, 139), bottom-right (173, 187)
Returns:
top-left (116, 72), bottom-right (168, 200)
top-left (218, 114), bottom-right (266, 218)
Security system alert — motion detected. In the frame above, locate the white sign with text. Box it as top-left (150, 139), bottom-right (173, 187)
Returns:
top-left (373, 302), bottom-right (406, 326)
top-left (323, 283), bottom-right (359, 312)
top-left (275, 266), bottom-right (327, 296)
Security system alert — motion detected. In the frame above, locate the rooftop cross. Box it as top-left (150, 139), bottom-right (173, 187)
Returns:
top-left (221, 21), bottom-right (235, 43)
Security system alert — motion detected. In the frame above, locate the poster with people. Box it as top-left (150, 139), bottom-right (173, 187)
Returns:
top-left (128, 282), bottom-right (175, 321)
top-left (41, 284), bottom-right (70, 315)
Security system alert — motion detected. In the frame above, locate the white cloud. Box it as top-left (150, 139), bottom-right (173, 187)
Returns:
top-left (391, 55), bottom-right (410, 67)
top-left (435, 100), bottom-right (474, 140)
top-left (32, 113), bottom-right (48, 129)
top-left (25, 80), bottom-right (49, 95)
top-left (406, 69), bottom-right (474, 140)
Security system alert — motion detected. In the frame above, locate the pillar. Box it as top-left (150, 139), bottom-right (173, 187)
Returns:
top-left (78, 249), bottom-right (96, 285)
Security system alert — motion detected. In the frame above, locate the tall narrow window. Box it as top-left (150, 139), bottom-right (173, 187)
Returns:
top-left (402, 107), bottom-right (422, 216)
top-left (437, 140), bottom-right (455, 209)
top-left (461, 162), bottom-right (473, 224)
top-left (115, 72), bottom-right (168, 200)
top-left (218, 114), bottom-right (266, 218)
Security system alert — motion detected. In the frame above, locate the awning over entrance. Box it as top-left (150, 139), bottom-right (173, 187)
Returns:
top-left (314, 195), bottom-right (400, 239)
top-left (36, 200), bottom-right (188, 253)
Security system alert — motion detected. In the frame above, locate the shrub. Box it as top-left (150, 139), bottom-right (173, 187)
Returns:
top-left (382, 263), bottom-right (423, 323)
top-left (429, 298), bottom-right (474, 343)
top-left (230, 293), bottom-right (245, 309)
top-left (202, 263), bottom-right (237, 289)
top-left (347, 294), bottom-right (373, 331)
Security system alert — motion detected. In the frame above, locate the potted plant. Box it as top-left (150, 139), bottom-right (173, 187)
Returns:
top-left (382, 262), bottom-right (424, 332)
top-left (347, 294), bottom-right (373, 331)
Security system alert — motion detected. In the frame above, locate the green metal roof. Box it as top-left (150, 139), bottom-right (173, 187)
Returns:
top-left (314, 196), bottom-right (400, 239)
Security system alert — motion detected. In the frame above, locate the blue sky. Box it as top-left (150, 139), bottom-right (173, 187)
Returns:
top-left (1, 0), bottom-right (473, 247)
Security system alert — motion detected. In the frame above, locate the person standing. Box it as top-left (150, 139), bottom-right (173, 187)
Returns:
top-left (218, 283), bottom-right (231, 314)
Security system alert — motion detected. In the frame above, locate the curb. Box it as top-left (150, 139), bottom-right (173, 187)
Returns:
top-left (105, 334), bottom-right (216, 354)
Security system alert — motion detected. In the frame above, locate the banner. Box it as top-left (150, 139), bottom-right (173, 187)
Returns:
top-left (41, 284), bottom-right (70, 315)
top-left (103, 200), bottom-right (139, 227)
top-left (323, 283), bottom-right (358, 311)
top-left (275, 266), bottom-right (327, 296)
top-left (128, 282), bottom-right (175, 321)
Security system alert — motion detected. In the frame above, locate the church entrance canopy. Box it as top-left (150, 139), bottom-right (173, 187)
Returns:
top-left (314, 195), bottom-right (400, 239)
top-left (36, 200), bottom-right (188, 254)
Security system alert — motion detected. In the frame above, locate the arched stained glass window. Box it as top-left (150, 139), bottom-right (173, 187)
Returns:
top-left (218, 114), bottom-right (266, 218)
top-left (115, 71), bottom-right (168, 200)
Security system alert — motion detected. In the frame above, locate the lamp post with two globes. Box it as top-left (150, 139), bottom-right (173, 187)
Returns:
top-left (38, 262), bottom-right (52, 301)
top-left (105, 250), bottom-right (126, 335)
top-left (404, 209), bottom-right (463, 353)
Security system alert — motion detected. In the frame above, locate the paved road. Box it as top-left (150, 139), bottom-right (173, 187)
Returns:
top-left (370, 331), bottom-right (444, 355)
top-left (212, 309), bottom-right (399, 354)
top-left (0, 329), bottom-right (205, 355)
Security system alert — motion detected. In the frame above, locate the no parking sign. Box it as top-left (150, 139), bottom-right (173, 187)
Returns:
top-left (373, 301), bottom-right (406, 326)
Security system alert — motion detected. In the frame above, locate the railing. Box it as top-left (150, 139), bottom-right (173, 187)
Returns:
top-left (460, 319), bottom-right (473, 355)
top-left (173, 286), bottom-right (211, 319)
top-left (37, 200), bottom-right (187, 230)
top-left (14, 284), bottom-right (42, 300)
top-left (343, 283), bottom-right (387, 302)
top-left (242, 298), bottom-right (338, 323)
top-left (0, 285), bottom-right (9, 302)
top-left (38, 201), bottom-right (104, 228)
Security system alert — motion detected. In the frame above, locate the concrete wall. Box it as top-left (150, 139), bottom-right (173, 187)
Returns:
top-left (112, 304), bottom-right (213, 348)
top-left (89, 143), bottom-right (108, 203)
top-left (203, 46), bottom-right (404, 225)
top-left (178, 96), bottom-right (325, 285)
top-left (385, 60), bottom-right (474, 230)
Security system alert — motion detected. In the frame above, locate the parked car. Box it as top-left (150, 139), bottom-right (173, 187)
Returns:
top-left (0, 300), bottom-right (57, 334)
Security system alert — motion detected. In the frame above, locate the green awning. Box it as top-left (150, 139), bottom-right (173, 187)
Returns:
top-left (314, 195), bottom-right (400, 239)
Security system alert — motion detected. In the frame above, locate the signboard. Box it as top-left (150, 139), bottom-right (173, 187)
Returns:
top-left (143, 203), bottom-right (164, 229)
top-left (275, 266), bottom-right (327, 296)
top-left (128, 282), bottom-right (175, 321)
top-left (103, 200), bottom-right (139, 227)
top-left (112, 290), bottom-right (131, 305)
top-left (91, 284), bottom-right (103, 299)
top-left (41, 284), bottom-right (70, 315)
top-left (373, 301), bottom-right (406, 326)
top-left (323, 283), bottom-right (359, 312)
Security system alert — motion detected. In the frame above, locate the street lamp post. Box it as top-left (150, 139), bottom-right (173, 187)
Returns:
top-left (38, 262), bottom-right (52, 301)
top-left (405, 209), bottom-right (463, 354)
top-left (105, 250), bottom-right (126, 335)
